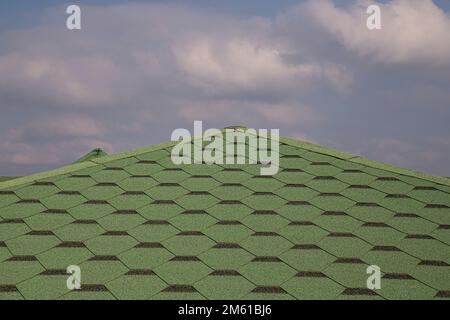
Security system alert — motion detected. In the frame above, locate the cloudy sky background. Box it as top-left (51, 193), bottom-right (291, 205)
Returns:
top-left (0, 0), bottom-right (449, 176)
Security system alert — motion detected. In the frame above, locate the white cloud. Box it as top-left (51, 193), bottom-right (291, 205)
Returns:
top-left (175, 36), bottom-right (323, 94)
top-left (0, 53), bottom-right (122, 108)
top-left (301, 0), bottom-right (450, 64)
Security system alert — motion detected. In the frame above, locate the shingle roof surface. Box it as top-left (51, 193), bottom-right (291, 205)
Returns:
top-left (0, 134), bottom-right (449, 300)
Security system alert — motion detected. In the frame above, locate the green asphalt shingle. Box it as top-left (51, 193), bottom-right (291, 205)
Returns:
top-left (0, 132), bottom-right (449, 300)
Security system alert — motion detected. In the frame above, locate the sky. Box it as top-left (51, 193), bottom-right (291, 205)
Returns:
top-left (0, 0), bottom-right (449, 177)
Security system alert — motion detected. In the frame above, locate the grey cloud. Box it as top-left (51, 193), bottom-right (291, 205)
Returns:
top-left (297, 0), bottom-right (450, 65)
top-left (0, 1), bottom-right (449, 176)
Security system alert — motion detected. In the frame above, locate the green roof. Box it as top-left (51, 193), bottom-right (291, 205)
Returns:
top-left (0, 133), bottom-right (449, 300)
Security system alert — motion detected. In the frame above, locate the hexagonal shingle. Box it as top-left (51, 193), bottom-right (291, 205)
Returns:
top-left (240, 232), bottom-right (292, 256)
top-left (407, 187), bottom-right (450, 206)
top-left (68, 201), bottom-right (115, 220)
top-left (6, 233), bottom-right (60, 256)
top-left (354, 223), bottom-right (406, 247)
top-left (304, 177), bottom-right (348, 194)
top-left (98, 212), bottom-right (145, 231)
top-left (209, 184), bottom-right (253, 201)
top-left (169, 213), bottom-right (217, 231)
top-left (0, 191), bottom-right (20, 208)
top-left (15, 182), bottom-right (59, 199)
top-left (302, 163), bottom-right (342, 177)
top-left (84, 233), bottom-right (138, 256)
top-left (239, 260), bottom-right (296, 286)
top-left (340, 185), bottom-right (387, 203)
top-left (0, 220), bottom-right (30, 241)
top-left (118, 244), bottom-right (174, 270)
top-left (18, 274), bottom-right (70, 300)
top-left (1, 201), bottom-right (46, 219)
top-left (175, 192), bottom-right (219, 210)
top-left (309, 193), bottom-right (355, 212)
top-left (282, 274), bottom-right (344, 300)
top-left (369, 178), bottom-right (415, 194)
top-left (280, 245), bottom-right (336, 271)
top-left (312, 213), bottom-right (363, 233)
top-left (128, 222), bottom-right (178, 243)
top-left (242, 177), bottom-right (284, 192)
top-left (199, 245), bottom-right (254, 270)
top-left (323, 259), bottom-right (370, 289)
top-left (195, 274), bottom-right (254, 299)
top-left (55, 176), bottom-right (97, 191)
top-left (0, 258), bottom-right (44, 285)
top-left (137, 201), bottom-right (184, 220)
top-left (144, 184), bottom-right (188, 201)
top-left (180, 177), bottom-right (221, 192)
top-left (24, 212), bottom-right (73, 231)
top-left (117, 176), bottom-right (158, 192)
top-left (276, 202), bottom-right (323, 221)
top-left (346, 203), bottom-right (394, 223)
top-left (153, 169), bottom-right (189, 184)
top-left (80, 184), bottom-right (123, 201)
top-left (54, 221), bottom-right (105, 242)
top-left (212, 169), bottom-right (252, 184)
top-left (106, 273), bottom-right (166, 300)
top-left (37, 245), bottom-right (93, 269)
top-left (154, 258), bottom-right (212, 285)
top-left (206, 203), bottom-right (253, 220)
top-left (162, 232), bottom-right (215, 256)
top-left (335, 171), bottom-right (377, 185)
top-left (241, 193), bottom-right (286, 210)
top-left (41, 192), bottom-right (86, 210)
top-left (274, 169), bottom-right (314, 184)
top-left (274, 185), bottom-right (319, 202)
top-left (278, 223), bottom-right (328, 244)
top-left (378, 277), bottom-right (437, 300)
top-left (203, 222), bottom-right (253, 243)
top-left (123, 161), bottom-right (164, 176)
top-left (90, 168), bottom-right (130, 183)
top-left (317, 234), bottom-right (371, 257)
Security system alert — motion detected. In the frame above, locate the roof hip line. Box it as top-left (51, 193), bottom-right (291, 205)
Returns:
top-left (1, 133), bottom-right (449, 189)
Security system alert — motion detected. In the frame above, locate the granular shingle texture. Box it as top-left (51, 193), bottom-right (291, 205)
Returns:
top-left (0, 133), bottom-right (449, 300)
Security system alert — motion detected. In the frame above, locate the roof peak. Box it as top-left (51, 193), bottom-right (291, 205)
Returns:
top-left (72, 148), bottom-right (108, 164)
top-left (223, 125), bottom-right (248, 130)
top-left (1, 134), bottom-right (449, 189)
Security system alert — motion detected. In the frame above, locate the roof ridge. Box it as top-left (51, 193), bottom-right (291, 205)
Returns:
top-left (0, 140), bottom-right (176, 190)
top-left (1, 132), bottom-right (449, 190)
top-left (280, 136), bottom-right (450, 186)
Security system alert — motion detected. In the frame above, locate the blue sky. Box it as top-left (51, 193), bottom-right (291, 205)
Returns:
top-left (0, 0), bottom-right (449, 176)
top-left (1, 0), bottom-right (448, 25)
